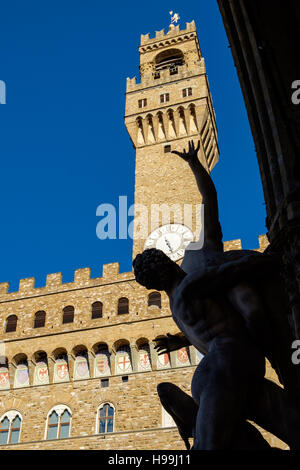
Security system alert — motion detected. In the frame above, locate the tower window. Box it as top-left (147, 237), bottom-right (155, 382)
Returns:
top-left (5, 315), bottom-right (17, 333)
top-left (170, 65), bottom-right (178, 75)
top-left (155, 49), bottom-right (184, 76)
top-left (138, 99), bottom-right (147, 108)
top-left (34, 310), bottom-right (46, 328)
top-left (160, 93), bottom-right (170, 104)
top-left (118, 297), bottom-right (129, 315)
top-left (62, 306), bottom-right (74, 324)
top-left (92, 301), bottom-right (103, 319)
top-left (183, 88), bottom-right (192, 97)
top-left (101, 378), bottom-right (109, 388)
top-left (148, 292), bottom-right (162, 308)
top-left (164, 145), bottom-right (171, 153)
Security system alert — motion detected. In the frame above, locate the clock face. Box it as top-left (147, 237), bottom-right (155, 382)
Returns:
top-left (144, 224), bottom-right (194, 262)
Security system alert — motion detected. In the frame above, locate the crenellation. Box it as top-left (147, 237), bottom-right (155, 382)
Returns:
top-left (19, 278), bottom-right (35, 293)
top-left (46, 272), bottom-right (62, 288)
top-left (140, 33), bottom-right (150, 44)
top-left (126, 65), bottom-right (205, 93)
top-left (140, 21), bottom-right (196, 46)
top-left (258, 234), bottom-right (269, 251)
top-left (102, 262), bottom-right (120, 280)
top-left (0, 282), bottom-right (9, 294)
top-left (0, 236), bottom-right (267, 303)
top-left (155, 29), bottom-right (165, 39)
top-left (74, 268), bottom-right (91, 285)
top-left (223, 238), bottom-right (242, 251)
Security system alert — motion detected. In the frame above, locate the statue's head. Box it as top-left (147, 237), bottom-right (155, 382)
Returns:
top-left (133, 248), bottom-right (184, 291)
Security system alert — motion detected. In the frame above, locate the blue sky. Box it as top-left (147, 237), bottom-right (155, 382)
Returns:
top-left (0, 1), bottom-right (266, 291)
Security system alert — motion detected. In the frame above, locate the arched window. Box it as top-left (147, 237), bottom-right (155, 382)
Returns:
top-left (5, 315), bottom-right (17, 333)
top-left (92, 301), bottom-right (103, 319)
top-left (148, 292), bottom-right (161, 308)
top-left (98, 403), bottom-right (114, 434)
top-left (34, 311), bottom-right (46, 328)
top-left (154, 49), bottom-right (184, 77)
top-left (62, 306), bottom-right (74, 324)
top-left (118, 298), bottom-right (129, 315)
top-left (46, 406), bottom-right (71, 440)
top-left (0, 411), bottom-right (22, 445)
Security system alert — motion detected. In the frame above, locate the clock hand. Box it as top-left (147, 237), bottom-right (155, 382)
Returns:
top-left (165, 237), bottom-right (173, 253)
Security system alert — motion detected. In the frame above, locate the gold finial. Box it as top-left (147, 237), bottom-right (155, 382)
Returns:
top-left (169, 11), bottom-right (180, 28)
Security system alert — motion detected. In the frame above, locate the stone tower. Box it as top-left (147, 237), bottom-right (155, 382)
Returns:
top-left (125, 20), bottom-right (219, 259)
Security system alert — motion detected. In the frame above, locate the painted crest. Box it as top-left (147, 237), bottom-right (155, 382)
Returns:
top-left (96, 355), bottom-right (109, 375)
top-left (37, 364), bottom-right (49, 383)
top-left (57, 363), bottom-right (68, 379)
top-left (16, 367), bottom-right (29, 385)
top-left (177, 348), bottom-right (189, 364)
top-left (0, 370), bottom-right (9, 387)
top-left (117, 353), bottom-right (131, 371)
top-left (158, 353), bottom-right (170, 367)
top-left (76, 359), bottom-right (89, 378)
top-left (139, 351), bottom-right (150, 369)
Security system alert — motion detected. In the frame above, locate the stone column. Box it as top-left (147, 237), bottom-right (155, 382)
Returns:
top-left (169, 351), bottom-right (177, 369)
top-left (130, 343), bottom-right (139, 373)
top-left (8, 363), bottom-right (16, 389)
top-left (189, 346), bottom-right (200, 366)
top-left (109, 348), bottom-right (116, 375)
top-left (67, 354), bottom-right (75, 381)
top-left (47, 357), bottom-right (55, 383)
top-left (87, 351), bottom-right (94, 378)
top-left (149, 342), bottom-right (158, 371)
top-left (27, 359), bottom-right (35, 386)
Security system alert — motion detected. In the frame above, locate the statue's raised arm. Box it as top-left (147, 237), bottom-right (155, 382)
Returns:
top-left (172, 140), bottom-right (223, 252)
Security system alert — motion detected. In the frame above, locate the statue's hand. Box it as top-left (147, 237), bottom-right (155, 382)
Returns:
top-left (153, 333), bottom-right (184, 354)
top-left (171, 140), bottom-right (200, 163)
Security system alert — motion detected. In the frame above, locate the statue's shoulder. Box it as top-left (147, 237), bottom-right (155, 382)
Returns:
top-left (173, 270), bottom-right (206, 306)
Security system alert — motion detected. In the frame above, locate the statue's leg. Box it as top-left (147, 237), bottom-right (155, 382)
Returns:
top-left (248, 378), bottom-right (300, 450)
top-left (191, 339), bottom-right (265, 450)
top-left (230, 421), bottom-right (272, 450)
top-left (157, 382), bottom-right (198, 449)
top-left (157, 381), bottom-right (271, 450)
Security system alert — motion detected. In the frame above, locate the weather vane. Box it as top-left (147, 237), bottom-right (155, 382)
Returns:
top-left (169, 11), bottom-right (180, 27)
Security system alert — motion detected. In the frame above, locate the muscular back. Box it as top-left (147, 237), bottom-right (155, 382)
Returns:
top-left (170, 271), bottom-right (250, 354)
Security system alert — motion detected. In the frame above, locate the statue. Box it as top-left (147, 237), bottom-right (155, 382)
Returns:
top-left (133, 141), bottom-right (300, 449)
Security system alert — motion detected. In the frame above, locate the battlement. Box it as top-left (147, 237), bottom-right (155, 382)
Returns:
top-left (0, 262), bottom-right (135, 300)
top-left (0, 235), bottom-right (268, 300)
top-left (126, 62), bottom-right (205, 93)
top-left (140, 21), bottom-right (196, 46)
top-left (223, 234), bottom-right (269, 252)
